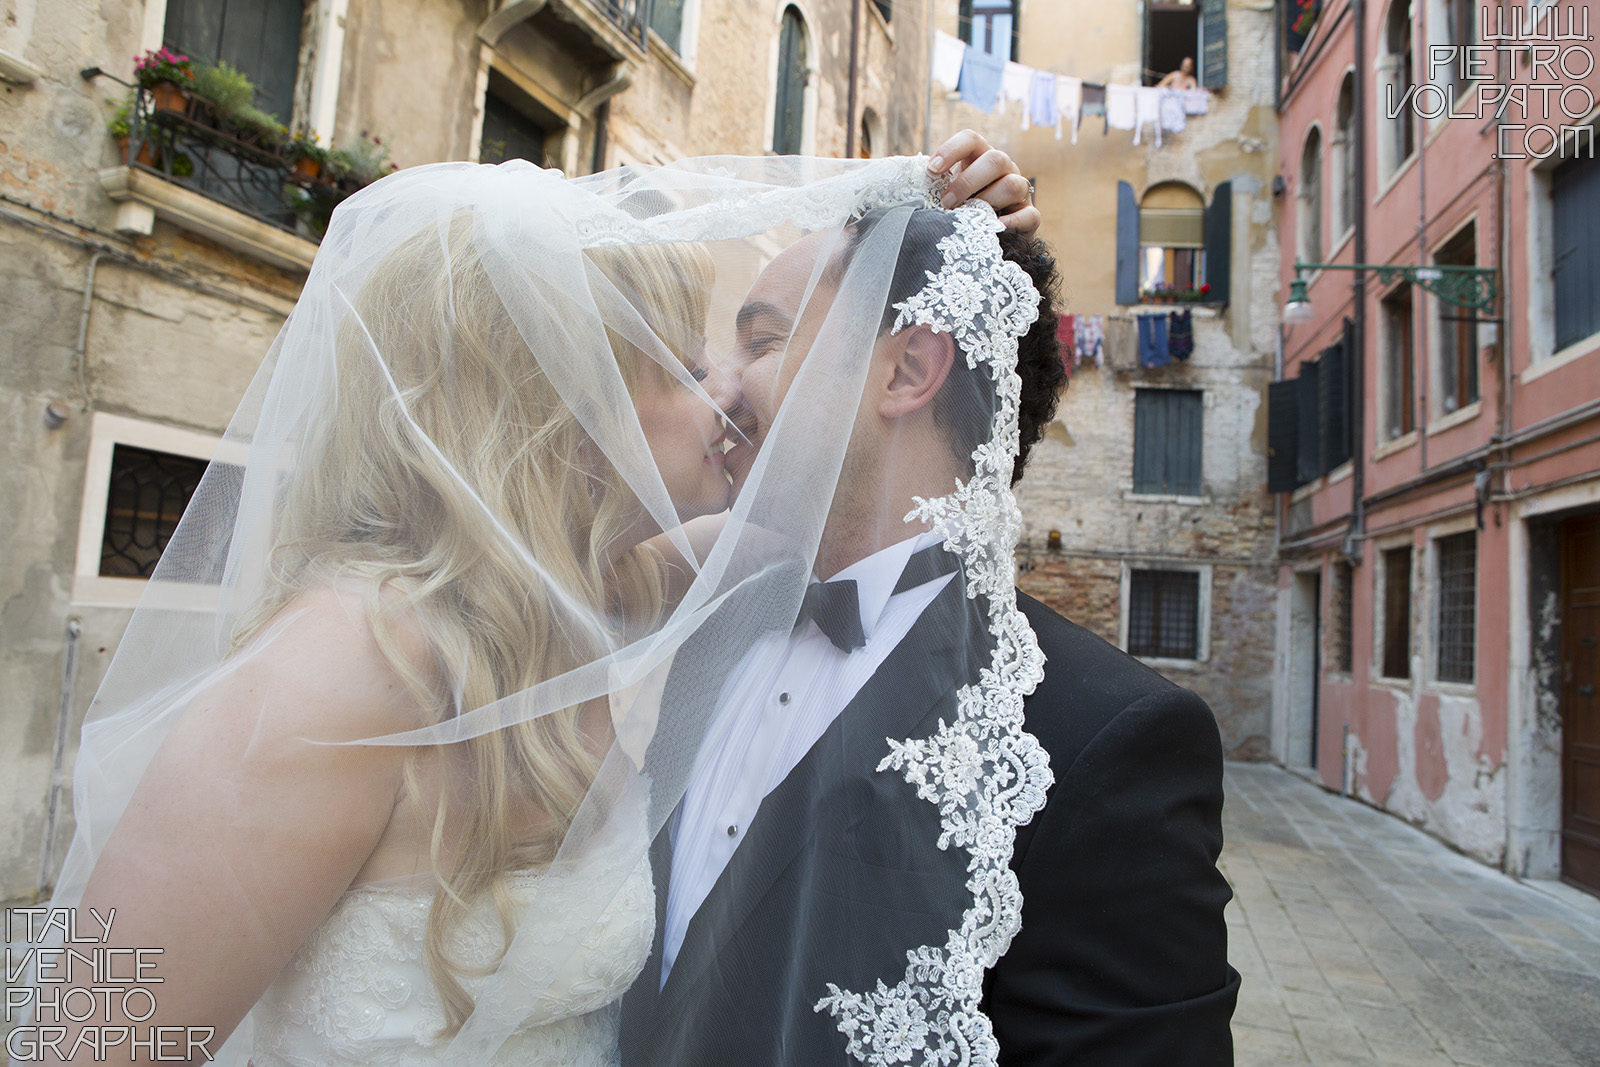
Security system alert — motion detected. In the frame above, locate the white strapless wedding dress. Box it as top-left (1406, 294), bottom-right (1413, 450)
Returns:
top-left (249, 845), bottom-right (654, 1066)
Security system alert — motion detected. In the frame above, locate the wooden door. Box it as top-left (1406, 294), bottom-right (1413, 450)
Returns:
top-left (1561, 513), bottom-right (1600, 896)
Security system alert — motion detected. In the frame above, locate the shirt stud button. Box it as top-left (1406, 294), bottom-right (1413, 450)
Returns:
top-left (778, 692), bottom-right (790, 704)
top-left (727, 824), bottom-right (739, 837)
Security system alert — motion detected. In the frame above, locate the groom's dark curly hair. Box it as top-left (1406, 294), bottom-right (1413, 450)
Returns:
top-left (843, 207), bottom-right (1065, 486)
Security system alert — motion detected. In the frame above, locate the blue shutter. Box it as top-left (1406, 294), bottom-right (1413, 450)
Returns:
top-left (1553, 154), bottom-right (1600, 351)
top-left (1117, 181), bottom-right (1139, 306)
top-left (1204, 181), bottom-right (1231, 305)
top-left (774, 9), bottom-right (808, 155)
top-left (1134, 389), bottom-right (1203, 495)
top-left (1201, 0), bottom-right (1228, 89)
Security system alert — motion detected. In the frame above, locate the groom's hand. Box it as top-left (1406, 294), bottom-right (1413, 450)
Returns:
top-left (928, 130), bottom-right (1040, 235)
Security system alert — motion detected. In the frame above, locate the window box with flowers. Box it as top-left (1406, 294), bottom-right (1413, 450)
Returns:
top-left (101, 52), bottom-right (397, 270)
top-left (1140, 283), bottom-right (1214, 304)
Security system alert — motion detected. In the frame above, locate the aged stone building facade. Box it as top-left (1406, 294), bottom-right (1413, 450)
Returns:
top-left (0, 0), bottom-right (929, 903)
top-left (928, 0), bottom-right (1283, 758)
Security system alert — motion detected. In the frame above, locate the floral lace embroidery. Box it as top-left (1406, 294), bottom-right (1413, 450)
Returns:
top-left (813, 202), bottom-right (1054, 1067)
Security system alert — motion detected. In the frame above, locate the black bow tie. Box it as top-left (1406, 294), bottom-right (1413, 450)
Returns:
top-left (792, 544), bottom-right (960, 653)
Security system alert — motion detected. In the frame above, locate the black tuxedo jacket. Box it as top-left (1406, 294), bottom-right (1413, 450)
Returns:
top-left (618, 587), bottom-right (1238, 1065)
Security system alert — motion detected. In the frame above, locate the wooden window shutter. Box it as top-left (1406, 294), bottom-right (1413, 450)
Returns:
top-left (1203, 181), bottom-right (1231, 305)
top-left (1116, 181), bottom-right (1139, 305)
top-left (1201, 0), bottom-right (1228, 89)
top-left (1267, 380), bottom-right (1300, 493)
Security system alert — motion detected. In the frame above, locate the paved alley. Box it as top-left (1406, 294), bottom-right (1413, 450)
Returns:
top-left (1224, 762), bottom-right (1600, 1066)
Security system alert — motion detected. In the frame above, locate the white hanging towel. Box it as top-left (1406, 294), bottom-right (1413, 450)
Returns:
top-left (1055, 75), bottom-right (1082, 143)
top-left (1133, 86), bottom-right (1162, 146)
top-left (932, 31), bottom-right (966, 91)
top-left (1159, 89), bottom-right (1187, 133)
top-left (1002, 61), bottom-right (1033, 121)
top-left (1183, 87), bottom-right (1211, 114)
top-left (1105, 84), bottom-right (1137, 131)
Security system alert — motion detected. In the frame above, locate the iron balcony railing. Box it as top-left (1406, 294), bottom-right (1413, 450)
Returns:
top-left (120, 86), bottom-right (310, 235)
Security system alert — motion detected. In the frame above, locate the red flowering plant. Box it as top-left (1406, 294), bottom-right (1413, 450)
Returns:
top-left (133, 47), bottom-right (194, 91)
top-left (1290, 0), bottom-right (1321, 39)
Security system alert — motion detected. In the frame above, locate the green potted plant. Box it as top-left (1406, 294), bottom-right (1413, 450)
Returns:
top-left (189, 60), bottom-right (284, 149)
top-left (284, 129), bottom-right (331, 182)
top-left (107, 95), bottom-right (159, 168)
top-left (133, 47), bottom-right (194, 116)
top-left (326, 130), bottom-right (397, 191)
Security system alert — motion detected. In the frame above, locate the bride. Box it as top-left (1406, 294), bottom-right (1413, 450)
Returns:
top-left (23, 135), bottom-right (1037, 1067)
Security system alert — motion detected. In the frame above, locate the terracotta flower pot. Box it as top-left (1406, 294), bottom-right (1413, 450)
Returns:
top-left (289, 156), bottom-right (321, 182)
top-left (148, 81), bottom-right (192, 118)
top-left (116, 136), bottom-right (160, 168)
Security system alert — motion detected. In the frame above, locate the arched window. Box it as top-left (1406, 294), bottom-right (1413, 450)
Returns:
top-left (1380, 0), bottom-right (1415, 177)
top-left (1139, 182), bottom-right (1207, 295)
top-left (1334, 74), bottom-right (1356, 236)
top-left (859, 108), bottom-right (878, 159)
top-left (1299, 128), bottom-right (1324, 264)
top-left (959, 0), bottom-right (1016, 62)
top-left (773, 7), bottom-right (808, 155)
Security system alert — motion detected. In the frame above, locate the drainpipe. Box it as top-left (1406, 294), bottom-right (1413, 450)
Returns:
top-left (846, 0), bottom-right (862, 157)
top-left (37, 618), bottom-right (82, 898)
top-left (75, 251), bottom-right (103, 412)
top-left (1346, 0), bottom-right (1368, 564)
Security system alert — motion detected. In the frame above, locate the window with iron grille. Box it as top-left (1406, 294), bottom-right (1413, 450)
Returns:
top-left (1127, 569), bottom-right (1201, 659)
top-left (1436, 531), bottom-right (1476, 683)
top-left (1330, 560), bottom-right (1354, 673)
top-left (1380, 546), bottom-right (1412, 679)
top-left (99, 445), bottom-right (209, 578)
top-left (1133, 389), bottom-right (1203, 496)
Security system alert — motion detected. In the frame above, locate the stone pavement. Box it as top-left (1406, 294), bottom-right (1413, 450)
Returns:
top-left (1223, 762), bottom-right (1600, 1066)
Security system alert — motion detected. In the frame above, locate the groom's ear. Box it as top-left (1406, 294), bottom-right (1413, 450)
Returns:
top-left (877, 325), bottom-right (955, 419)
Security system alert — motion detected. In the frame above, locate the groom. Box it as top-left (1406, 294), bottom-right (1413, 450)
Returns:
top-left (619, 153), bottom-right (1238, 1066)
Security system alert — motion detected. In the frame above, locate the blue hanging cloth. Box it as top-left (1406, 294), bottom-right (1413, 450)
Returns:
top-left (1168, 309), bottom-right (1194, 361)
top-left (1137, 312), bottom-right (1170, 368)
top-left (958, 48), bottom-right (1005, 114)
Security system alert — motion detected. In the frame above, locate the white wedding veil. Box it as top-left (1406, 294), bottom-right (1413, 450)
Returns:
top-left (22, 155), bottom-right (1052, 1067)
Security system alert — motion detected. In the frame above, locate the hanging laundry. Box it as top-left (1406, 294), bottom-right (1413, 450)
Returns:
top-left (1133, 87), bottom-right (1162, 146)
top-left (1159, 89), bottom-right (1187, 134)
top-left (1055, 315), bottom-right (1074, 379)
top-left (1075, 313), bottom-right (1105, 368)
top-left (932, 31), bottom-right (966, 91)
top-left (1137, 312), bottom-right (1171, 368)
top-left (1183, 87), bottom-right (1211, 114)
top-left (1028, 70), bottom-right (1059, 132)
top-left (958, 47), bottom-right (1005, 114)
top-left (1105, 84), bottom-right (1137, 133)
top-left (1104, 315), bottom-right (1136, 369)
top-left (1002, 62), bottom-right (1033, 118)
top-left (1168, 308), bottom-right (1194, 361)
top-left (1055, 75), bottom-right (1082, 143)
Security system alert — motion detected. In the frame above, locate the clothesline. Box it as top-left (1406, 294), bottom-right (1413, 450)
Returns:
top-left (1054, 309), bottom-right (1196, 377)
top-left (932, 30), bottom-right (1211, 146)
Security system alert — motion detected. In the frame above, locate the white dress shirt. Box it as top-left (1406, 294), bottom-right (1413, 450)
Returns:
top-left (660, 531), bottom-right (953, 985)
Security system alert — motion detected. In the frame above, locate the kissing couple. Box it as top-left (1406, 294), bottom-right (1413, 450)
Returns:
top-left (21, 134), bottom-right (1236, 1067)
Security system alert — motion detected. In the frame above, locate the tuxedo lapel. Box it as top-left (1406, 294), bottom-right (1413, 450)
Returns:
top-left (650, 573), bottom-right (982, 1030)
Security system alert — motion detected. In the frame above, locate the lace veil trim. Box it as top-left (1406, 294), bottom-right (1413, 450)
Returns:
top-left (812, 203), bottom-right (1053, 1065)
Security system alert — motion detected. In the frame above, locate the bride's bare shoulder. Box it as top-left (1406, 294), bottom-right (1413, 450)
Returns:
top-left (216, 583), bottom-right (443, 740)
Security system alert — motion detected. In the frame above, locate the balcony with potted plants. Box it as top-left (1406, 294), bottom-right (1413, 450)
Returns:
top-left (99, 49), bottom-right (395, 272)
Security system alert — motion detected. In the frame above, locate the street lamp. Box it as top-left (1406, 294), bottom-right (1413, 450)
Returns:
top-left (1281, 261), bottom-right (1499, 323)
top-left (1283, 275), bottom-right (1314, 324)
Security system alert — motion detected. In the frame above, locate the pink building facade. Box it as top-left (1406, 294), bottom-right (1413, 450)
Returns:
top-left (1271, 0), bottom-right (1600, 896)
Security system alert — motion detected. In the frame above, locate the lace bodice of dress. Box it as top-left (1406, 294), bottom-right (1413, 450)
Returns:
top-left (250, 842), bottom-right (654, 1067)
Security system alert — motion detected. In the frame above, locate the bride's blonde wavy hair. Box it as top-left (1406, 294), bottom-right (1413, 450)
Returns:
top-left (234, 212), bottom-right (713, 1031)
